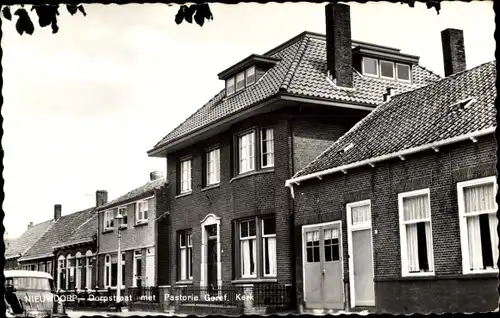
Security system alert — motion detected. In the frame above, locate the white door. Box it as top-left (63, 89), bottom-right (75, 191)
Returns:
top-left (347, 200), bottom-right (375, 308)
top-left (145, 248), bottom-right (155, 287)
top-left (303, 221), bottom-right (344, 309)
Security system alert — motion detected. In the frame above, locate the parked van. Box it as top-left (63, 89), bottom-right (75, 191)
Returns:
top-left (4, 270), bottom-right (63, 318)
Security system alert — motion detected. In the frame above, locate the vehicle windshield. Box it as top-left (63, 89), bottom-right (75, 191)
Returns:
top-left (5, 277), bottom-right (55, 292)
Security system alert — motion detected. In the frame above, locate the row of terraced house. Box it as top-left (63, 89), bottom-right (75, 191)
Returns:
top-left (6, 3), bottom-right (497, 315)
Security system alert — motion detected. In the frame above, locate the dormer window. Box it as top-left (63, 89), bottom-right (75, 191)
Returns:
top-left (226, 77), bottom-right (235, 96)
top-left (246, 66), bottom-right (256, 86)
top-left (380, 60), bottom-right (395, 79)
top-left (362, 57), bottom-right (411, 83)
top-left (362, 57), bottom-right (378, 76)
top-left (226, 65), bottom-right (257, 97)
top-left (396, 63), bottom-right (411, 82)
top-left (236, 72), bottom-right (245, 92)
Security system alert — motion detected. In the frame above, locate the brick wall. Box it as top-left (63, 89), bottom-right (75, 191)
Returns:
top-left (98, 196), bottom-right (157, 254)
top-left (160, 109), bottom-right (361, 291)
top-left (293, 135), bottom-right (497, 312)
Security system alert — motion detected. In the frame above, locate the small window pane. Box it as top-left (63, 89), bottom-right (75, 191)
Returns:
top-left (403, 194), bottom-right (430, 221)
top-left (249, 220), bottom-right (256, 236)
top-left (263, 218), bottom-right (276, 235)
top-left (240, 222), bottom-right (249, 238)
top-left (397, 64), bottom-right (410, 81)
top-left (380, 61), bottom-right (395, 78)
top-left (246, 66), bottom-right (256, 85)
top-left (236, 72), bottom-right (245, 91)
top-left (226, 77), bottom-right (235, 96)
top-left (180, 233), bottom-right (186, 247)
top-left (363, 57), bottom-right (378, 76)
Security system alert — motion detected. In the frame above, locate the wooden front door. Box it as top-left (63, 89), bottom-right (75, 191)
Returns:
top-left (303, 221), bottom-right (344, 309)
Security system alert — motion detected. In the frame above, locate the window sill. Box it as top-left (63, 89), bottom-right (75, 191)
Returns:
top-left (230, 168), bottom-right (274, 183)
top-left (462, 270), bottom-right (499, 277)
top-left (102, 229), bottom-right (114, 234)
top-left (201, 184), bottom-right (220, 192)
top-left (375, 272), bottom-right (498, 282)
top-left (103, 286), bottom-right (126, 290)
top-left (175, 280), bottom-right (194, 286)
top-left (176, 192), bottom-right (192, 199)
top-left (134, 222), bottom-right (149, 228)
top-left (231, 278), bottom-right (277, 284)
top-left (402, 272), bottom-right (435, 278)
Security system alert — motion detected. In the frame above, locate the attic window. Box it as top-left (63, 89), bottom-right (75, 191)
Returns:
top-left (362, 57), bottom-right (412, 83)
top-left (226, 66), bottom-right (257, 97)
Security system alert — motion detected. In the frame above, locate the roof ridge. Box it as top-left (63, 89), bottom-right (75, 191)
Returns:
top-left (101, 176), bottom-right (166, 208)
top-left (263, 31), bottom-right (310, 57)
top-left (279, 36), bottom-right (309, 92)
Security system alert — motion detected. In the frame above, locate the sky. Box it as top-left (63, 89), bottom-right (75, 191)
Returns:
top-left (1, 2), bottom-right (495, 239)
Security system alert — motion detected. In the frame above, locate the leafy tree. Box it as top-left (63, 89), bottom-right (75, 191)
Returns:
top-left (1, 1), bottom-right (441, 36)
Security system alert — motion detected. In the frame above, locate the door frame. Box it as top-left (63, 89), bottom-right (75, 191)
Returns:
top-left (200, 214), bottom-right (221, 288)
top-left (301, 220), bottom-right (343, 307)
top-left (346, 199), bottom-right (375, 308)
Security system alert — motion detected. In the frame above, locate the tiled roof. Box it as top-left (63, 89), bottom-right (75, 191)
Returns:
top-left (293, 61), bottom-right (496, 179)
top-left (5, 220), bottom-right (54, 259)
top-left (54, 213), bottom-right (98, 249)
top-left (98, 177), bottom-right (167, 210)
top-left (151, 32), bottom-right (440, 151)
top-left (18, 208), bottom-right (96, 261)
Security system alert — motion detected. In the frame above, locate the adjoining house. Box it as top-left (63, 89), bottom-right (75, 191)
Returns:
top-left (95, 171), bottom-right (166, 298)
top-left (285, 28), bottom-right (497, 313)
top-left (148, 3), bottom-right (441, 314)
top-left (5, 219), bottom-right (55, 271)
top-left (17, 191), bottom-right (107, 291)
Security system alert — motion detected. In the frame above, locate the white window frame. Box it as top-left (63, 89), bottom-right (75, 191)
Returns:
top-left (206, 147), bottom-right (221, 186)
top-left (246, 66), bottom-right (256, 86)
top-left (396, 63), bottom-right (411, 83)
top-left (238, 130), bottom-right (256, 174)
top-left (398, 188), bottom-right (435, 277)
top-left (85, 250), bottom-right (93, 290)
top-left (240, 219), bottom-right (258, 278)
top-left (66, 254), bottom-right (75, 289)
top-left (136, 200), bottom-right (149, 224)
top-left (379, 60), bottom-right (395, 80)
top-left (457, 176), bottom-right (498, 275)
top-left (179, 232), bottom-right (193, 281)
top-left (133, 250), bottom-right (142, 287)
top-left (260, 128), bottom-right (274, 168)
top-left (75, 252), bottom-right (82, 290)
top-left (57, 255), bottom-right (65, 290)
top-left (361, 57), bottom-right (379, 77)
top-left (179, 158), bottom-right (192, 194)
top-left (226, 77), bottom-right (235, 96)
top-left (235, 71), bottom-right (245, 92)
top-left (118, 206), bottom-right (128, 228)
top-left (262, 218), bottom-right (277, 277)
top-left (104, 210), bottom-right (114, 231)
top-left (104, 254), bottom-right (111, 288)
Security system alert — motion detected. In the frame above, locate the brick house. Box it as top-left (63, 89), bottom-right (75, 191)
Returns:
top-left (5, 220), bottom-right (55, 271)
top-left (285, 30), bottom-right (497, 313)
top-left (148, 3), bottom-right (440, 313)
top-left (95, 172), bottom-right (166, 292)
top-left (17, 190), bottom-right (107, 291)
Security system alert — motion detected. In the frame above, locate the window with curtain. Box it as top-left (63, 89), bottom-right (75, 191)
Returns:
top-left (458, 178), bottom-right (498, 273)
top-left (75, 253), bottom-right (82, 290)
top-left (206, 148), bottom-right (221, 186)
top-left (85, 251), bottom-right (93, 289)
top-left (398, 190), bottom-right (434, 276)
top-left (260, 128), bottom-right (274, 168)
top-left (323, 228), bottom-right (340, 262)
top-left (104, 210), bottom-right (114, 230)
top-left (237, 216), bottom-right (276, 279)
top-left (238, 131), bottom-right (255, 174)
top-left (179, 158), bottom-right (192, 193)
top-left (58, 257), bottom-right (66, 290)
top-left (178, 231), bottom-right (193, 281)
top-left (306, 230), bottom-right (320, 263)
top-left (262, 217), bottom-right (277, 276)
top-left (136, 200), bottom-right (148, 224)
top-left (118, 207), bottom-right (128, 227)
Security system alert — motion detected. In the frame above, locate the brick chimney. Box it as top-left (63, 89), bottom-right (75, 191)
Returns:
top-left (325, 3), bottom-right (353, 88)
top-left (54, 204), bottom-right (62, 220)
top-left (441, 28), bottom-right (466, 76)
top-left (150, 170), bottom-right (165, 181)
top-left (96, 190), bottom-right (108, 208)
